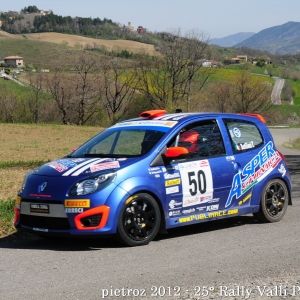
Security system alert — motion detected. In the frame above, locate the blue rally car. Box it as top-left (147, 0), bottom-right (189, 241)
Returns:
top-left (14, 110), bottom-right (292, 246)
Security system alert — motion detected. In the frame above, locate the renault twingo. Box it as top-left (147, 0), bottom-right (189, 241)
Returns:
top-left (15, 110), bottom-right (292, 246)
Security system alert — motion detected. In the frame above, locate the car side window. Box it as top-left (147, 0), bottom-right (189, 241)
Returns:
top-left (223, 118), bottom-right (263, 153)
top-left (172, 120), bottom-right (226, 159)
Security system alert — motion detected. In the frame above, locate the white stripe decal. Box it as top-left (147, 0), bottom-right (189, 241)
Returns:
top-left (62, 158), bottom-right (102, 176)
top-left (71, 159), bottom-right (106, 176)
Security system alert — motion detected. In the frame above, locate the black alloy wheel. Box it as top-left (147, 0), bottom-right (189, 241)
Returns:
top-left (254, 179), bottom-right (289, 222)
top-left (116, 193), bottom-right (161, 246)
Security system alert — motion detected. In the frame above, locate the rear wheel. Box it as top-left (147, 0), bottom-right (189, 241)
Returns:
top-left (253, 179), bottom-right (288, 222)
top-left (116, 193), bottom-right (161, 247)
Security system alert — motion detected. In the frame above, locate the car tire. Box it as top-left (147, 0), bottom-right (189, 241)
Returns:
top-left (116, 193), bottom-right (161, 247)
top-left (253, 179), bottom-right (289, 223)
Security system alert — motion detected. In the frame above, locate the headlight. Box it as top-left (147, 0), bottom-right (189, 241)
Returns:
top-left (69, 172), bottom-right (116, 196)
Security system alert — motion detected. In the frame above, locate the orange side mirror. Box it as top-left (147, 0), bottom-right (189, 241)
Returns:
top-left (164, 147), bottom-right (189, 158)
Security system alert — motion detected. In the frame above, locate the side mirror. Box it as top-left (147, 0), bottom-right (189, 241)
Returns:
top-left (164, 146), bottom-right (189, 159)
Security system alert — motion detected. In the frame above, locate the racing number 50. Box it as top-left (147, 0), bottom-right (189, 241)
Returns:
top-left (188, 171), bottom-right (206, 196)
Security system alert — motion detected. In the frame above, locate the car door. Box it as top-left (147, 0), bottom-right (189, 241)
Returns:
top-left (163, 119), bottom-right (238, 226)
top-left (222, 118), bottom-right (273, 209)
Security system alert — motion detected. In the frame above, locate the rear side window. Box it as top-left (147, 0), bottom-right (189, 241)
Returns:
top-left (224, 119), bottom-right (263, 153)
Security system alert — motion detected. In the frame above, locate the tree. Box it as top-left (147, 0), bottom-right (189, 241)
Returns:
top-left (46, 71), bottom-right (75, 124)
top-left (208, 71), bottom-right (272, 114)
top-left (229, 71), bottom-right (272, 113)
top-left (27, 72), bottom-right (47, 123)
top-left (207, 81), bottom-right (232, 112)
top-left (283, 81), bottom-right (294, 104)
top-left (71, 54), bottom-right (101, 125)
top-left (136, 29), bottom-right (213, 111)
top-left (100, 58), bottom-right (140, 124)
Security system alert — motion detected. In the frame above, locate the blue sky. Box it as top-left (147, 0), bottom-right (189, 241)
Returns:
top-left (1, 0), bottom-right (299, 39)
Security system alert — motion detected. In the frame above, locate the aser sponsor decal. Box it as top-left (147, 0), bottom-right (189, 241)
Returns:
top-left (90, 161), bottom-right (120, 173)
top-left (226, 141), bottom-right (282, 207)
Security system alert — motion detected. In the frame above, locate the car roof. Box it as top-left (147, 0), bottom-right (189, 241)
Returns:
top-left (122, 110), bottom-right (266, 125)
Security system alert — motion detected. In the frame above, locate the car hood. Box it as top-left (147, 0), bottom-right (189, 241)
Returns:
top-left (34, 157), bottom-right (137, 177)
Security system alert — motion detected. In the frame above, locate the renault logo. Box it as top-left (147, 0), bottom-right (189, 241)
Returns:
top-left (38, 182), bottom-right (47, 193)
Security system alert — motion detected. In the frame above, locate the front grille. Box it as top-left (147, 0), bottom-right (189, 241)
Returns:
top-left (20, 214), bottom-right (70, 230)
top-left (81, 214), bottom-right (102, 227)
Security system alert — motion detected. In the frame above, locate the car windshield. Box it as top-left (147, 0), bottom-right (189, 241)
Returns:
top-left (70, 128), bottom-right (166, 158)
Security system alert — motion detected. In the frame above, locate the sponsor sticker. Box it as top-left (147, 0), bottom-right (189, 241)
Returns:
top-left (164, 173), bottom-right (180, 179)
top-left (48, 159), bottom-right (77, 172)
top-left (64, 199), bottom-right (90, 208)
top-left (179, 209), bottom-right (239, 223)
top-left (206, 204), bottom-right (219, 211)
top-left (169, 210), bottom-right (181, 217)
top-left (65, 208), bottom-right (84, 213)
top-left (166, 186), bottom-right (179, 194)
top-left (169, 199), bottom-right (183, 209)
top-left (90, 161), bottom-right (120, 172)
top-left (278, 163), bottom-right (286, 177)
top-left (165, 178), bottom-right (181, 187)
top-left (226, 141), bottom-right (282, 207)
top-left (182, 208), bottom-right (196, 214)
top-left (111, 120), bottom-right (177, 128)
top-left (237, 141), bottom-right (254, 150)
top-left (232, 127), bottom-right (242, 138)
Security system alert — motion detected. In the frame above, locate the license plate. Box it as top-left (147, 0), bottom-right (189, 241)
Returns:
top-left (30, 204), bottom-right (49, 214)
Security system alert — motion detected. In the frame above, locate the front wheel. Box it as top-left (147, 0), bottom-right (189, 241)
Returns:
top-left (253, 179), bottom-right (289, 222)
top-left (116, 193), bottom-right (161, 247)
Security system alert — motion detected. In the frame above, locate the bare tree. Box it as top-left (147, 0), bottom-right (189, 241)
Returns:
top-left (208, 71), bottom-right (273, 114)
top-left (46, 71), bottom-right (75, 124)
top-left (27, 72), bottom-right (46, 123)
top-left (283, 81), bottom-right (294, 104)
top-left (136, 29), bottom-right (213, 111)
top-left (0, 89), bottom-right (19, 122)
top-left (100, 58), bottom-right (140, 124)
top-left (71, 54), bottom-right (101, 125)
top-left (229, 71), bottom-right (273, 113)
top-left (207, 81), bottom-right (232, 112)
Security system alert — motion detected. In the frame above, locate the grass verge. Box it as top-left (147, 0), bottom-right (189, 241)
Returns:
top-left (0, 199), bottom-right (16, 237)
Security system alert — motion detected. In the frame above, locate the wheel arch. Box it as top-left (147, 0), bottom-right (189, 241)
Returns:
top-left (251, 175), bottom-right (292, 206)
top-left (120, 189), bottom-right (167, 233)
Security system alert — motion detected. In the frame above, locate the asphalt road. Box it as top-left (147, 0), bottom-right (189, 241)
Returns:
top-left (271, 77), bottom-right (285, 105)
top-left (0, 128), bottom-right (300, 300)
